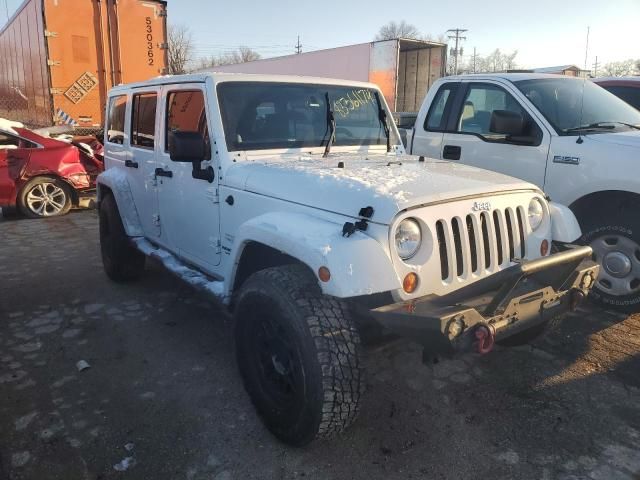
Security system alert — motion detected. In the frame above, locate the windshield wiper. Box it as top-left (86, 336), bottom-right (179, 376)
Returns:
top-left (322, 92), bottom-right (336, 158)
top-left (374, 92), bottom-right (391, 152)
top-left (565, 121), bottom-right (640, 133)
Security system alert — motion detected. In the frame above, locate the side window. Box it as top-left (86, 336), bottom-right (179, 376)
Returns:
top-left (456, 83), bottom-right (541, 144)
top-left (166, 90), bottom-right (211, 160)
top-left (424, 84), bottom-right (457, 131)
top-left (107, 95), bottom-right (127, 144)
top-left (0, 133), bottom-right (37, 150)
top-left (131, 93), bottom-right (157, 149)
top-left (604, 86), bottom-right (640, 110)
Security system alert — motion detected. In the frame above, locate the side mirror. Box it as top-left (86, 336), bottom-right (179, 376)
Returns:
top-left (168, 131), bottom-right (206, 162)
top-left (168, 131), bottom-right (215, 183)
top-left (489, 110), bottom-right (525, 136)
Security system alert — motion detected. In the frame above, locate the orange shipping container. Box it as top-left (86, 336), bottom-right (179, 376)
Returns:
top-left (0, 0), bottom-right (167, 128)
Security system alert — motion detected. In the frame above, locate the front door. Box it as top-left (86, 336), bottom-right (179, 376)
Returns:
top-left (156, 84), bottom-right (221, 272)
top-left (440, 81), bottom-right (550, 188)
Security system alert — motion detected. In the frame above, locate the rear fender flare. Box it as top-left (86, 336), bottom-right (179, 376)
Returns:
top-left (96, 169), bottom-right (143, 237)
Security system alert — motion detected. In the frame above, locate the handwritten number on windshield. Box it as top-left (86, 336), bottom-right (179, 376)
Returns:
top-left (334, 89), bottom-right (375, 118)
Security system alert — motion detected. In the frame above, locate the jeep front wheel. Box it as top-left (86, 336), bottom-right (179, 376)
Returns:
top-left (234, 264), bottom-right (364, 446)
top-left (99, 194), bottom-right (145, 282)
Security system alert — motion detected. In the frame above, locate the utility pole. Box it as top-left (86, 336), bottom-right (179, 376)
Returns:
top-left (4, 0), bottom-right (9, 21)
top-left (295, 35), bottom-right (302, 54)
top-left (592, 55), bottom-right (599, 77)
top-left (446, 28), bottom-right (467, 75)
top-left (472, 47), bottom-right (477, 73)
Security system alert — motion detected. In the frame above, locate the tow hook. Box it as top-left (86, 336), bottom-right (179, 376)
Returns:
top-left (474, 325), bottom-right (496, 354)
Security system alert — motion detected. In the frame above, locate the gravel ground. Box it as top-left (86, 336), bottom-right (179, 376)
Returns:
top-left (1, 210), bottom-right (639, 480)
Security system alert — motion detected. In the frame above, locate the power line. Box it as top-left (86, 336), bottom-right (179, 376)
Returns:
top-left (446, 28), bottom-right (467, 75)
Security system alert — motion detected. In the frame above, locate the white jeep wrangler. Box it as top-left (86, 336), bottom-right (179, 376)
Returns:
top-left (97, 73), bottom-right (598, 446)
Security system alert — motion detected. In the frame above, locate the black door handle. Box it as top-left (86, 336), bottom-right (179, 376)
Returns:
top-left (155, 167), bottom-right (173, 178)
top-left (443, 145), bottom-right (462, 161)
top-left (125, 159), bottom-right (139, 168)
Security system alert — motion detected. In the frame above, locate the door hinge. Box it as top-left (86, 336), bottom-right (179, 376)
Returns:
top-left (152, 214), bottom-right (161, 226)
top-left (205, 187), bottom-right (219, 204)
top-left (47, 59), bottom-right (61, 67)
top-left (44, 30), bottom-right (58, 37)
top-left (50, 88), bottom-right (63, 95)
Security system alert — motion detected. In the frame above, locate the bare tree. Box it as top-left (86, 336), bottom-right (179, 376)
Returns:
top-left (375, 21), bottom-right (420, 40)
top-left (167, 24), bottom-right (194, 74)
top-left (195, 47), bottom-right (262, 70)
top-left (460, 49), bottom-right (518, 74)
top-left (600, 59), bottom-right (639, 77)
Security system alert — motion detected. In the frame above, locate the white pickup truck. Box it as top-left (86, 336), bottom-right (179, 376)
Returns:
top-left (407, 73), bottom-right (640, 312)
top-left (97, 73), bottom-right (598, 445)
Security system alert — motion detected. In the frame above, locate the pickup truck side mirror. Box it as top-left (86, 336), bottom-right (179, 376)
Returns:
top-left (168, 131), bottom-right (206, 162)
top-left (168, 131), bottom-right (215, 183)
top-left (489, 110), bottom-right (525, 136)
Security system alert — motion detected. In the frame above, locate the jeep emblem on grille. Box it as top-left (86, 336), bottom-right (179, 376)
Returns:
top-left (472, 201), bottom-right (491, 212)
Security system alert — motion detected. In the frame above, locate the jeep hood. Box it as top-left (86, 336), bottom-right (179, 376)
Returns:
top-left (224, 153), bottom-right (536, 224)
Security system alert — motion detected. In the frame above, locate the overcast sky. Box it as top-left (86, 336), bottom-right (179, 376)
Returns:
top-left (2, 0), bottom-right (638, 69)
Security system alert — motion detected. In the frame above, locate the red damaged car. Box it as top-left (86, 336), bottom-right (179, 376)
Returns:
top-left (0, 120), bottom-right (104, 218)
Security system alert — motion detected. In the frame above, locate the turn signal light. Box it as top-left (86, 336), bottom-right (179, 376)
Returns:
top-left (540, 239), bottom-right (549, 256)
top-left (403, 273), bottom-right (418, 293)
top-left (318, 266), bottom-right (331, 283)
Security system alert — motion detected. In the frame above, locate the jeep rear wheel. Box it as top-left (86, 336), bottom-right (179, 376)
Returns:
top-left (234, 264), bottom-right (364, 446)
top-left (99, 194), bottom-right (145, 282)
top-left (579, 212), bottom-right (640, 313)
top-left (18, 177), bottom-right (73, 218)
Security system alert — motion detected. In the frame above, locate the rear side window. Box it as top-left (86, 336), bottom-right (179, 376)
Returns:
top-left (131, 93), bottom-right (157, 149)
top-left (424, 84), bottom-right (458, 131)
top-left (602, 85), bottom-right (640, 110)
top-left (107, 95), bottom-right (127, 144)
top-left (166, 90), bottom-right (211, 159)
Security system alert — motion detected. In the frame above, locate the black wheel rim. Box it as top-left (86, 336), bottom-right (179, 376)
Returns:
top-left (249, 309), bottom-right (304, 411)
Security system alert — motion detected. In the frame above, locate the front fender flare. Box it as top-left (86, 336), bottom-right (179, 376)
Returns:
top-left (549, 201), bottom-right (582, 243)
top-left (96, 169), bottom-right (144, 237)
top-left (231, 212), bottom-right (400, 298)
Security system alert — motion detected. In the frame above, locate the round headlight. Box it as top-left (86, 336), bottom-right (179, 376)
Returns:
top-left (395, 218), bottom-right (421, 260)
top-left (528, 198), bottom-right (545, 231)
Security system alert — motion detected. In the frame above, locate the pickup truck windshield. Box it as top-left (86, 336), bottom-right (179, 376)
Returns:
top-left (217, 82), bottom-right (396, 151)
top-left (514, 78), bottom-right (640, 135)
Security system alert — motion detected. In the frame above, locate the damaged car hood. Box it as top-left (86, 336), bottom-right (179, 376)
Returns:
top-left (223, 153), bottom-right (537, 224)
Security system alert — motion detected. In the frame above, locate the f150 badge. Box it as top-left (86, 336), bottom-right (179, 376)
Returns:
top-left (553, 155), bottom-right (580, 165)
top-left (472, 201), bottom-right (491, 212)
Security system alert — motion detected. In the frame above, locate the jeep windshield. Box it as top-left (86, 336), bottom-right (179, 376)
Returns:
top-left (514, 78), bottom-right (640, 135)
top-left (217, 82), bottom-right (396, 151)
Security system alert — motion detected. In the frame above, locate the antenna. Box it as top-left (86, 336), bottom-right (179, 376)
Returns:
top-left (576, 26), bottom-right (590, 144)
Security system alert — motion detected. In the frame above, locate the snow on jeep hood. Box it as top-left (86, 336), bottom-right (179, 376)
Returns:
top-left (224, 153), bottom-right (536, 224)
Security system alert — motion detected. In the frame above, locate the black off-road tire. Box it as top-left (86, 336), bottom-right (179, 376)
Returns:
top-left (234, 264), bottom-right (364, 446)
top-left (18, 177), bottom-right (73, 218)
top-left (99, 194), bottom-right (145, 282)
top-left (578, 209), bottom-right (640, 314)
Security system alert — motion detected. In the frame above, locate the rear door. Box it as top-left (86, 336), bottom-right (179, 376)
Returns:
top-left (0, 132), bottom-right (33, 206)
top-left (105, 93), bottom-right (160, 237)
top-left (156, 84), bottom-right (221, 271)
top-left (439, 81), bottom-right (550, 187)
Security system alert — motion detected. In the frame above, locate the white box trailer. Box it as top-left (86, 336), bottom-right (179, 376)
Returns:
top-left (201, 39), bottom-right (447, 113)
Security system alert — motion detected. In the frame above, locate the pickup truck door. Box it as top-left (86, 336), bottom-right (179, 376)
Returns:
top-left (409, 82), bottom-right (460, 158)
top-left (156, 84), bottom-right (221, 271)
top-left (439, 81), bottom-right (550, 188)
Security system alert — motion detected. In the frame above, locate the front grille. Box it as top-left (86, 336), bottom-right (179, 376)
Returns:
top-left (436, 207), bottom-right (527, 281)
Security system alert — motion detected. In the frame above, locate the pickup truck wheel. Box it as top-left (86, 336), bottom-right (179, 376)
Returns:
top-left (18, 177), bottom-right (73, 218)
top-left (234, 264), bottom-right (364, 446)
top-left (579, 215), bottom-right (640, 313)
top-left (99, 194), bottom-right (145, 282)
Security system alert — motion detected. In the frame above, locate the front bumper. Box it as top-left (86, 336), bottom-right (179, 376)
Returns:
top-left (370, 246), bottom-right (599, 355)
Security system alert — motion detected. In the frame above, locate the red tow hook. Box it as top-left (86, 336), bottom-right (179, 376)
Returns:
top-left (474, 325), bottom-right (496, 354)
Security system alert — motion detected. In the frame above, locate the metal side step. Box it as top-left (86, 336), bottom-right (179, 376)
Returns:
top-left (132, 238), bottom-right (227, 302)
